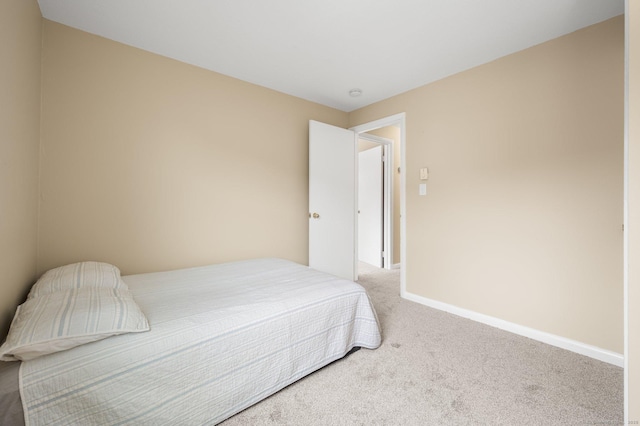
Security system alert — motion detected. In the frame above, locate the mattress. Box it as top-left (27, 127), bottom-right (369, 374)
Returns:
top-left (4, 258), bottom-right (381, 425)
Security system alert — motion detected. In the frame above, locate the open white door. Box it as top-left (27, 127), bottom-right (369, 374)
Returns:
top-left (358, 145), bottom-right (383, 267)
top-left (309, 120), bottom-right (357, 280)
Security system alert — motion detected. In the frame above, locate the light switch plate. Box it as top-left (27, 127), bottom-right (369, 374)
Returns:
top-left (419, 183), bottom-right (427, 196)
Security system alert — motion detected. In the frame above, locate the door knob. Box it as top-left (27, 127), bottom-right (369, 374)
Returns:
top-left (311, 212), bottom-right (320, 219)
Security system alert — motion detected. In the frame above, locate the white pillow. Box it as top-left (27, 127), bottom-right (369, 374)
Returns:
top-left (0, 287), bottom-right (149, 361)
top-left (28, 261), bottom-right (125, 299)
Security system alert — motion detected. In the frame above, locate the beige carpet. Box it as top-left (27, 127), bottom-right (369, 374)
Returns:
top-left (221, 263), bottom-right (623, 425)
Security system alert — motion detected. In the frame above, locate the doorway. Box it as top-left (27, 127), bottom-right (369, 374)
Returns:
top-left (358, 142), bottom-right (383, 267)
top-left (358, 134), bottom-right (393, 269)
top-left (351, 113), bottom-right (406, 295)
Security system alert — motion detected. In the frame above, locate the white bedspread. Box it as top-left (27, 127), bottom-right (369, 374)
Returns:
top-left (19, 258), bottom-right (381, 425)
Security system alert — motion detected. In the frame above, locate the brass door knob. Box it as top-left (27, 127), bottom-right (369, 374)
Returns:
top-left (312, 212), bottom-right (320, 219)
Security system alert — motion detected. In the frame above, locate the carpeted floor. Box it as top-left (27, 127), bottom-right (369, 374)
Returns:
top-left (222, 263), bottom-right (623, 425)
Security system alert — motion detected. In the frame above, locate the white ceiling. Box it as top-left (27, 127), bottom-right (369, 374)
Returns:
top-left (37, 0), bottom-right (624, 112)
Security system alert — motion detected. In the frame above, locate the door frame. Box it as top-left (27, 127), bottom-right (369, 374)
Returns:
top-left (358, 133), bottom-right (393, 269)
top-left (350, 113), bottom-right (406, 296)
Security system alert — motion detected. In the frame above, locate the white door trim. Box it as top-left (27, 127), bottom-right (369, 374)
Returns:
top-left (350, 113), bottom-right (407, 296)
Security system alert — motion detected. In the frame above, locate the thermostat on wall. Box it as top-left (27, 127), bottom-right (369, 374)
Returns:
top-left (420, 167), bottom-right (429, 180)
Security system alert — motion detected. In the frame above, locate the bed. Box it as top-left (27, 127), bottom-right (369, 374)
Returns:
top-left (0, 258), bottom-right (381, 425)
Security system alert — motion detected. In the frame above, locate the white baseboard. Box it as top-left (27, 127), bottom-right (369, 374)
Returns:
top-left (402, 291), bottom-right (624, 368)
top-left (392, 263), bottom-right (401, 270)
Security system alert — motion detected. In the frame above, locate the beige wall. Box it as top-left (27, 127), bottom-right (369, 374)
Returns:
top-left (0, 0), bottom-right (42, 339)
top-left (350, 17), bottom-right (625, 353)
top-left (628, 0), bottom-right (640, 418)
top-left (38, 20), bottom-right (348, 276)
